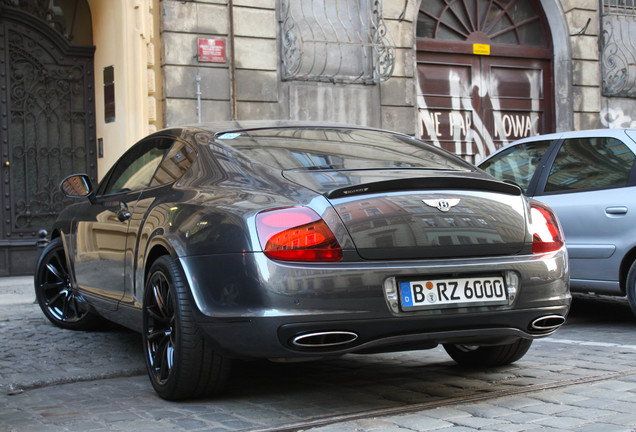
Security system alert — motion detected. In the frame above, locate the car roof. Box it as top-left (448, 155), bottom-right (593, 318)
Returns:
top-left (168, 120), bottom-right (407, 140)
top-left (505, 128), bottom-right (636, 144)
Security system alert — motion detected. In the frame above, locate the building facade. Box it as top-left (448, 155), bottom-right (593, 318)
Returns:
top-left (0, 0), bottom-right (634, 274)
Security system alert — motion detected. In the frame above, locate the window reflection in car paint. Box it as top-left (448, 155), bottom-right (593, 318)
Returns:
top-left (214, 128), bottom-right (471, 171)
top-left (332, 194), bottom-right (526, 255)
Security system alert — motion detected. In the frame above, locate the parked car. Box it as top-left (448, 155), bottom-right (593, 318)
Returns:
top-left (479, 129), bottom-right (636, 315)
top-left (35, 122), bottom-right (570, 400)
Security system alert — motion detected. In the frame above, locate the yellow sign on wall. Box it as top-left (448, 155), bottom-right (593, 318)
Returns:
top-left (473, 44), bottom-right (491, 55)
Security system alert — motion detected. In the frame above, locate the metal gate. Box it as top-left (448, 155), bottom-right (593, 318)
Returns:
top-left (416, 0), bottom-right (554, 162)
top-left (0, 8), bottom-right (96, 275)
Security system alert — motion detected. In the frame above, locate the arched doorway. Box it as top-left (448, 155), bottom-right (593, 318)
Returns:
top-left (0, 2), bottom-right (96, 275)
top-left (416, 0), bottom-right (555, 162)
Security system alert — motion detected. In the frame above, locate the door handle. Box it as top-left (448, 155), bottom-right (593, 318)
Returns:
top-left (117, 209), bottom-right (132, 222)
top-left (606, 206), bottom-right (628, 215)
top-left (117, 201), bottom-right (132, 222)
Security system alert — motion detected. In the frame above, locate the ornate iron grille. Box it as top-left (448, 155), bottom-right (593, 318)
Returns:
top-left (280, 0), bottom-right (395, 84)
top-left (601, 2), bottom-right (636, 96)
top-left (1, 10), bottom-right (96, 241)
top-left (603, 0), bottom-right (636, 15)
top-left (417, 0), bottom-right (547, 47)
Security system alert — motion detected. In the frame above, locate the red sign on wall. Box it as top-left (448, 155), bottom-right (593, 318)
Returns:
top-left (198, 38), bottom-right (226, 63)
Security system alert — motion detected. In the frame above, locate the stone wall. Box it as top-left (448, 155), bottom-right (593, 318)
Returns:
top-left (562, 0), bottom-right (603, 130)
top-left (159, 0), bottom-right (419, 134)
top-left (379, 0), bottom-right (418, 135)
top-left (158, 0), bottom-right (635, 138)
top-left (161, 0), bottom-right (233, 125)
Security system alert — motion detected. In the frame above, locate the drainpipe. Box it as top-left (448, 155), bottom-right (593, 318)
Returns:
top-left (229, 0), bottom-right (238, 120)
top-left (196, 72), bottom-right (202, 123)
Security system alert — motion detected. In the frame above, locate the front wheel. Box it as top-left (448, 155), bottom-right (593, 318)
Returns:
top-left (34, 237), bottom-right (101, 330)
top-left (443, 338), bottom-right (533, 367)
top-left (142, 255), bottom-right (231, 400)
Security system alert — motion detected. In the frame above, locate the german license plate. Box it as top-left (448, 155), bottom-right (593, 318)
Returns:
top-left (399, 275), bottom-right (507, 310)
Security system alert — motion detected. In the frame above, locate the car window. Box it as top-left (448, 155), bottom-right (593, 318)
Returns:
top-left (544, 137), bottom-right (635, 193)
top-left (215, 128), bottom-right (473, 171)
top-left (150, 141), bottom-right (197, 187)
top-left (479, 140), bottom-right (552, 193)
top-left (103, 138), bottom-right (173, 195)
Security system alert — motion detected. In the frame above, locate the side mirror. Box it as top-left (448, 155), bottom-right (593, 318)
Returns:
top-left (60, 174), bottom-right (96, 203)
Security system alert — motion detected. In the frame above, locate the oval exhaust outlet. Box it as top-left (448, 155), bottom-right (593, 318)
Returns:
top-left (531, 315), bottom-right (566, 331)
top-left (292, 331), bottom-right (358, 348)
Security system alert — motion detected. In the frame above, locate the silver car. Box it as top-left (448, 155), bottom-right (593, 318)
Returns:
top-left (479, 129), bottom-right (636, 315)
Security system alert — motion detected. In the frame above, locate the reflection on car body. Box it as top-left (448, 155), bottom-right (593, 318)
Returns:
top-left (35, 122), bottom-right (570, 400)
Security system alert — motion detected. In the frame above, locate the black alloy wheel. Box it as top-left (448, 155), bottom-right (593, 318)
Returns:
top-left (142, 255), bottom-right (230, 400)
top-left (34, 237), bottom-right (100, 330)
top-left (443, 338), bottom-right (533, 367)
top-left (144, 267), bottom-right (176, 387)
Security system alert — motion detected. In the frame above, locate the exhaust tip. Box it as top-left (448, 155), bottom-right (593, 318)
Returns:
top-left (531, 315), bottom-right (566, 332)
top-left (292, 331), bottom-right (358, 348)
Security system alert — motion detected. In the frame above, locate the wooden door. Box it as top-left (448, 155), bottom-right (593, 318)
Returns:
top-left (416, 0), bottom-right (554, 162)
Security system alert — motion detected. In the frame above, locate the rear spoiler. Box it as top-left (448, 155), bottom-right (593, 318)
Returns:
top-left (326, 176), bottom-right (522, 199)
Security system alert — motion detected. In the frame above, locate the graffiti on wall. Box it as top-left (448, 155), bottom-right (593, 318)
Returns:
top-left (417, 67), bottom-right (543, 163)
top-left (601, 106), bottom-right (636, 129)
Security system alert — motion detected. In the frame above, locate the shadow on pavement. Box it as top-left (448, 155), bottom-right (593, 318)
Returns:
top-left (567, 294), bottom-right (635, 324)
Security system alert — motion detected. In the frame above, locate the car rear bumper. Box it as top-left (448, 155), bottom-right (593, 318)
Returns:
top-left (179, 250), bottom-right (570, 359)
top-left (196, 305), bottom-right (569, 359)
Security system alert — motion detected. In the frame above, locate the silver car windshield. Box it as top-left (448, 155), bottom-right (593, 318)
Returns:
top-left (214, 128), bottom-right (472, 171)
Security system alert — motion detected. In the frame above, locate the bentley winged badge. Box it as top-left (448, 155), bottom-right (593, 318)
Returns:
top-left (422, 198), bottom-right (460, 212)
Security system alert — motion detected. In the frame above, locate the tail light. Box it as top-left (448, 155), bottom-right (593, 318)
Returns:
top-left (255, 207), bottom-right (343, 262)
top-left (529, 202), bottom-right (564, 254)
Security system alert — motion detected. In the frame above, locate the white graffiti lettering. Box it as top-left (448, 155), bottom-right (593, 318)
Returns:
top-left (449, 112), bottom-right (472, 137)
top-left (600, 107), bottom-right (636, 129)
top-left (417, 68), bottom-right (542, 161)
top-left (422, 111), bottom-right (473, 138)
top-left (423, 111), bottom-right (443, 137)
top-left (494, 114), bottom-right (534, 139)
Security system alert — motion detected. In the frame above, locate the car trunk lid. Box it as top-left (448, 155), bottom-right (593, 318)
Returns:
top-left (284, 169), bottom-right (528, 260)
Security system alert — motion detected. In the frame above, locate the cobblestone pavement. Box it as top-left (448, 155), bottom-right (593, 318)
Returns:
top-left (1, 278), bottom-right (636, 432)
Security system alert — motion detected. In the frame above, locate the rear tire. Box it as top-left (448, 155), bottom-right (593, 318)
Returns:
top-left (443, 338), bottom-right (532, 367)
top-left (626, 260), bottom-right (636, 317)
top-left (142, 255), bottom-right (231, 400)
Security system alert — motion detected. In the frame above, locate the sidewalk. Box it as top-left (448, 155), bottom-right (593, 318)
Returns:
top-left (0, 276), bottom-right (34, 306)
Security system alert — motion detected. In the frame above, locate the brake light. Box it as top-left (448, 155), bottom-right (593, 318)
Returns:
top-left (530, 202), bottom-right (564, 254)
top-left (256, 207), bottom-right (343, 261)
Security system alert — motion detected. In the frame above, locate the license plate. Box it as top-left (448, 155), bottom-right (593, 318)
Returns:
top-left (399, 275), bottom-right (507, 310)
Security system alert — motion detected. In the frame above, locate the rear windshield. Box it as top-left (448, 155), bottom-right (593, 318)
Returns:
top-left (214, 128), bottom-right (472, 171)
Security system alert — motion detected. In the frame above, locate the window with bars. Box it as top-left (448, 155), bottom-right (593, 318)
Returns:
top-left (603, 0), bottom-right (636, 15)
top-left (601, 0), bottom-right (636, 96)
top-left (416, 0), bottom-right (547, 47)
top-left (279, 0), bottom-right (395, 84)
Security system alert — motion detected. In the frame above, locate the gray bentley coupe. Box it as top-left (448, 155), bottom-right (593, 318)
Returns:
top-left (35, 122), bottom-right (570, 400)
